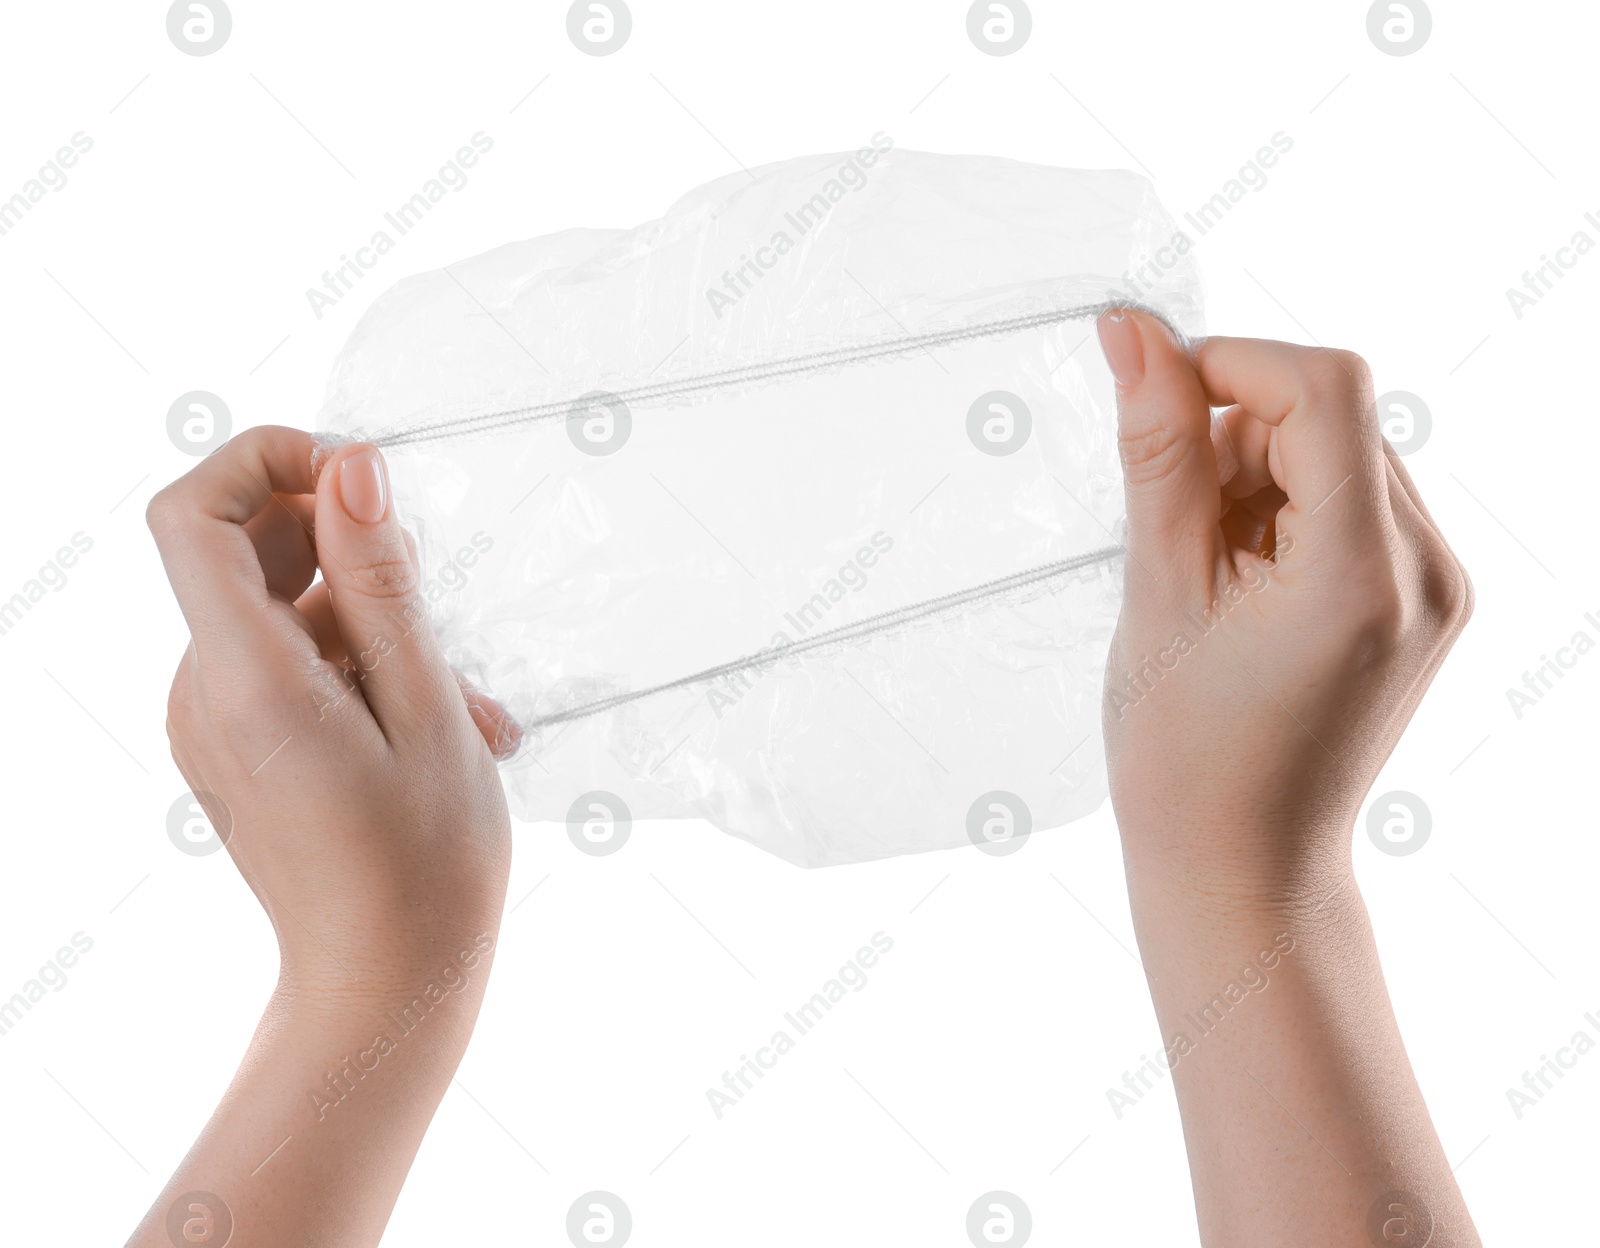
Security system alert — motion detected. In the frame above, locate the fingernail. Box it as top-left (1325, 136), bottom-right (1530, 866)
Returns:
top-left (338, 448), bottom-right (387, 525)
top-left (1097, 309), bottom-right (1146, 390)
top-left (493, 715), bottom-right (524, 761)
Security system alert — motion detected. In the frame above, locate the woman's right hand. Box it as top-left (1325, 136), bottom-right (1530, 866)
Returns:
top-left (1093, 310), bottom-right (1479, 1246)
top-left (1096, 309), bottom-right (1473, 903)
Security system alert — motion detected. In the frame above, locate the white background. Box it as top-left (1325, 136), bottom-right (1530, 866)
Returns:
top-left (1, 1), bottom-right (1595, 1243)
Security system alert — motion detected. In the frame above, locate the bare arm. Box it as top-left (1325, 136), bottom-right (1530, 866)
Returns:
top-left (1096, 310), bottom-right (1478, 1245)
top-left (128, 430), bottom-right (518, 1247)
top-left (129, 958), bottom-right (495, 1247)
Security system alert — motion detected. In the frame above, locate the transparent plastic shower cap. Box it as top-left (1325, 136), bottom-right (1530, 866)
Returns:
top-left (316, 145), bottom-right (1205, 866)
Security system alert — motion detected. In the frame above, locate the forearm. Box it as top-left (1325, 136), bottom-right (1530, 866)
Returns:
top-left (1121, 835), bottom-right (1478, 1247)
top-left (128, 936), bottom-right (496, 1248)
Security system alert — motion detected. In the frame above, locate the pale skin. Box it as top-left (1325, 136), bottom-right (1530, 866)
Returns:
top-left (1097, 309), bottom-right (1477, 1244)
top-left (129, 432), bottom-right (521, 1246)
top-left (131, 316), bottom-right (1476, 1246)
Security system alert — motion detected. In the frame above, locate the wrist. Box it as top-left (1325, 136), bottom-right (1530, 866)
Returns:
top-left (1117, 817), bottom-right (1358, 943)
top-left (278, 925), bottom-right (502, 1029)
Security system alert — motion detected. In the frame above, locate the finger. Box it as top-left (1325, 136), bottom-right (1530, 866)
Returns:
top-left (164, 697), bottom-right (242, 869)
top-left (295, 567), bottom-right (520, 758)
top-left (1374, 462), bottom-right (1474, 738)
top-left (289, 582), bottom-right (377, 731)
top-left (164, 646), bottom-right (206, 789)
top-left (456, 671), bottom-right (524, 760)
top-left (1218, 405), bottom-right (1277, 500)
top-left (146, 426), bottom-right (319, 661)
top-left (297, 575), bottom-right (518, 757)
top-left (1383, 456), bottom-right (1429, 548)
top-left (1383, 457), bottom-right (1472, 638)
top-left (244, 493), bottom-right (318, 602)
top-left (1192, 339), bottom-right (1391, 561)
top-left (293, 581), bottom-right (348, 665)
top-left (312, 443), bottom-right (459, 743)
top-left (1381, 439), bottom-right (1443, 534)
top-left (1210, 409), bottom-right (1241, 491)
top-left (1096, 308), bottom-right (1222, 591)
top-left (1221, 484), bottom-right (1289, 559)
top-left (293, 529), bottom-right (436, 663)
top-left (1379, 443), bottom-right (1474, 629)
top-left (289, 535), bottom-right (423, 667)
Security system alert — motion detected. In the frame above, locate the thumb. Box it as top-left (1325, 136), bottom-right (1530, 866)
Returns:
top-left (313, 443), bottom-right (458, 742)
top-left (1097, 308), bottom-right (1221, 593)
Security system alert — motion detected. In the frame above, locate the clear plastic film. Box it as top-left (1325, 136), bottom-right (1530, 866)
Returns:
top-left (315, 146), bottom-right (1205, 867)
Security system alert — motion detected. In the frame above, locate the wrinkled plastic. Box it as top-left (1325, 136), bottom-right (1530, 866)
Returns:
top-left (316, 147), bottom-right (1205, 867)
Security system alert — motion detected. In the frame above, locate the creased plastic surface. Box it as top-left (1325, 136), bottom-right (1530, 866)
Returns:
top-left (316, 147), bottom-right (1204, 867)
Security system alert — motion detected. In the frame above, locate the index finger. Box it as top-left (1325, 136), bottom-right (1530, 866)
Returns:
top-left (146, 425), bottom-right (318, 658)
top-left (1192, 338), bottom-right (1391, 558)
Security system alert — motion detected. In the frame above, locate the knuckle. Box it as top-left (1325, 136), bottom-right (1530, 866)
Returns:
top-left (1361, 586), bottom-right (1407, 642)
top-left (165, 653), bottom-right (197, 733)
top-left (144, 487), bottom-right (182, 540)
top-left (347, 550), bottom-right (419, 601)
top-left (1343, 569), bottom-right (1407, 660)
top-left (310, 664), bottom-right (365, 727)
top-left (165, 690), bottom-right (193, 744)
top-left (1421, 545), bottom-right (1475, 633)
top-left (1300, 349), bottom-right (1372, 404)
top-left (1332, 348), bottom-right (1374, 392)
top-left (207, 679), bottom-right (283, 744)
top-left (1454, 562), bottom-right (1476, 629)
top-left (1118, 424), bottom-right (1197, 487)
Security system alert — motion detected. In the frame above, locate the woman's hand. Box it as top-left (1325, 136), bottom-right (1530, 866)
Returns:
top-left (1098, 310), bottom-right (1473, 903)
top-left (150, 426), bottom-right (517, 993)
top-left (1096, 310), bottom-right (1479, 1246)
top-left (130, 427), bottom-right (519, 1247)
